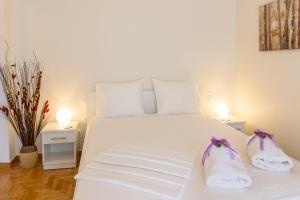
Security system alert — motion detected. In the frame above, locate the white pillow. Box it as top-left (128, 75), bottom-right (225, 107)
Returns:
top-left (95, 80), bottom-right (144, 117)
top-left (152, 79), bottom-right (199, 115)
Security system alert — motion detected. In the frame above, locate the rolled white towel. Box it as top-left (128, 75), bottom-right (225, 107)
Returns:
top-left (247, 130), bottom-right (293, 172)
top-left (203, 137), bottom-right (252, 189)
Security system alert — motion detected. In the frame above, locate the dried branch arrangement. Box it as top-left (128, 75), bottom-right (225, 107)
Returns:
top-left (0, 47), bottom-right (49, 153)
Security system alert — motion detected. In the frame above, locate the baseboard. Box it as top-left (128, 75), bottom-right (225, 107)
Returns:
top-left (0, 152), bottom-right (81, 169)
top-left (0, 162), bottom-right (11, 169)
top-left (0, 155), bottom-right (18, 169)
top-left (10, 155), bottom-right (19, 166)
top-left (0, 154), bottom-right (43, 169)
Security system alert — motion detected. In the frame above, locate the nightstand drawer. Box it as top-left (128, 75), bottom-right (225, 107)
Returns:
top-left (43, 132), bottom-right (76, 144)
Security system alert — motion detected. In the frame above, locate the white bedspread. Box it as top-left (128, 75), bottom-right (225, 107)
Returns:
top-left (74, 114), bottom-right (300, 200)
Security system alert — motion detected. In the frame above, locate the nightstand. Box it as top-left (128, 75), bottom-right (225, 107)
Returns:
top-left (42, 121), bottom-right (79, 170)
top-left (217, 115), bottom-right (245, 132)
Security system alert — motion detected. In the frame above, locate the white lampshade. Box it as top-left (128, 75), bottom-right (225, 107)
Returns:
top-left (56, 107), bottom-right (73, 128)
top-left (214, 102), bottom-right (229, 120)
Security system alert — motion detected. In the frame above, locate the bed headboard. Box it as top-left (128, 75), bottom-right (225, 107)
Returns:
top-left (86, 91), bottom-right (157, 118)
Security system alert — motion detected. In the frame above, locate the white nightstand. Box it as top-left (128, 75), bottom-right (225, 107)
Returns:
top-left (217, 115), bottom-right (245, 132)
top-left (42, 121), bottom-right (79, 170)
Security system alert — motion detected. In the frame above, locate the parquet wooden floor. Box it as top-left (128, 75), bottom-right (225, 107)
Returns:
top-left (0, 157), bottom-right (78, 200)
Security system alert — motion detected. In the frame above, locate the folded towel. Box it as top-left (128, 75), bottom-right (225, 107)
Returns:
top-left (103, 149), bottom-right (194, 169)
top-left (203, 137), bottom-right (252, 189)
top-left (75, 148), bottom-right (195, 200)
top-left (94, 153), bottom-right (192, 178)
top-left (107, 146), bottom-right (196, 167)
top-left (247, 130), bottom-right (294, 172)
top-left (75, 168), bottom-right (182, 200)
top-left (87, 162), bottom-right (186, 186)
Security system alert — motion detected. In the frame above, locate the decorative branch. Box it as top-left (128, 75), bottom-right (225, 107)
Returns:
top-left (0, 45), bottom-right (49, 150)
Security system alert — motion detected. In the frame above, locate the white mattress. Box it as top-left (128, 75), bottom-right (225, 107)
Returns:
top-left (74, 114), bottom-right (300, 200)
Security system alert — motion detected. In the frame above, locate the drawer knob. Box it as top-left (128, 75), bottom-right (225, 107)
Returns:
top-left (50, 137), bottom-right (67, 141)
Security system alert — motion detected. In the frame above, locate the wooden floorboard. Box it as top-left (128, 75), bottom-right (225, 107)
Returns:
top-left (0, 157), bottom-right (78, 200)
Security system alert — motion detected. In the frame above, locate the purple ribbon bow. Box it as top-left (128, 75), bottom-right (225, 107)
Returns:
top-left (247, 129), bottom-right (280, 151)
top-left (202, 137), bottom-right (237, 165)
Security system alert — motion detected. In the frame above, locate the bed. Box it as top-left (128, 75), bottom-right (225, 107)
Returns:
top-left (73, 92), bottom-right (300, 200)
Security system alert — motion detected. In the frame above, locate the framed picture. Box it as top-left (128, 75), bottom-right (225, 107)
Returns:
top-left (259, 0), bottom-right (300, 51)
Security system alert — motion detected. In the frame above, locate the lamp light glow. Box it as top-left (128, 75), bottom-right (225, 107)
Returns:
top-left (56, 107), bottom-right (73, 128)
top-left (214, 102), bottom-right (229, 121)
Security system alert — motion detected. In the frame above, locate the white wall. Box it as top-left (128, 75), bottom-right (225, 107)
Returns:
top-left (0, 91), bottom-right (10, 163)
top-left (5, 0), bottom-right (300, 161)
top-left (0, 92), bottom-right (10, 162)
top-left (0, 0), bottom-right (15, 163)
top-left (235, 0), bottom-right (300, 160)
top-left (10, 0), bottom-right (237, 120)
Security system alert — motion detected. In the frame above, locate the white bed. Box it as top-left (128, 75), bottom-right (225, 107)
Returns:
top-left (74, 114), bottom-right (300, 200)
top-left (74, 91), bottom-right (300, 200)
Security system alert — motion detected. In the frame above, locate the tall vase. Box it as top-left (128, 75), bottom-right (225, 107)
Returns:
top-left (19, 145), bottom-right (38, 168)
